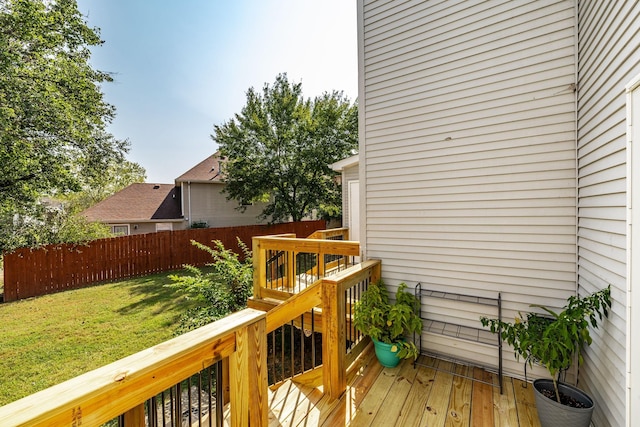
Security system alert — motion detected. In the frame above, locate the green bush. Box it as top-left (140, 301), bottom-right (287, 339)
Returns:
top-left (168, 239), bottom-right (253, 334)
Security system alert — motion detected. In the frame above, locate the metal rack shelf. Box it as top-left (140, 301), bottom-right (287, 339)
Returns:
top-left (414, 282), bottom-right (503, 393)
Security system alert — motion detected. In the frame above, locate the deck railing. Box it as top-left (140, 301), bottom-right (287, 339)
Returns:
top-left (259, 258), bottom-right (381, 399)
top-left (0, 231), bottom-right (380, 426)
top-left (252, 232), bottom-right (360, 298)
top-left (0, 309), bottom-right (269, 427)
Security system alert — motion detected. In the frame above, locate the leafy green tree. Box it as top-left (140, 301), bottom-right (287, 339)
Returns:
top-left (168, 239), bottom-right (253, 334)
top-left (213, 73), bottom-right (358, 223)
top-left (0, 202), bottom-right (111, 252)
top-left (64, 158), bottom-right (147, 213)
top-left (0, 0), bottom-right (127, 213)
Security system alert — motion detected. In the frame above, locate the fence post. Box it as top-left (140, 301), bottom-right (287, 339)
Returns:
top-left (322, 278), bottom-right (346, 401)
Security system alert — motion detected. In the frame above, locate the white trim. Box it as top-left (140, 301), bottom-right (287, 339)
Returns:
top-left (155, 223), bottom-right (173, 232)
top-left (111, 224), bottom-right (130, 236)
top-left (625, 76), bottom-right (640, 427)
top-left (356, 0), bottom-right (366, 260)
top-left (330, 154), bottom-right (359, 171)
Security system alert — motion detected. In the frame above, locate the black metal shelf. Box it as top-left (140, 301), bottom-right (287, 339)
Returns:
top-left (414, 282), bottom-right (503, 393)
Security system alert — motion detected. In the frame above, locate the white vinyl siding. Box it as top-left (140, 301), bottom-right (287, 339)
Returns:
top-left (577, 2), bottom-right (640, 426)
top-left (360, 0), bottom-right (577, 377)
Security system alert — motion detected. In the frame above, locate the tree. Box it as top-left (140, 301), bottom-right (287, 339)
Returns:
top-left (0, 0), bottom-right (127, 213)
top-left (213, 73), bottom-right (358, 223)
top-left (63, 158), bottom-right (147, 213)
top-left (0, 202), bottom-right (112, 252)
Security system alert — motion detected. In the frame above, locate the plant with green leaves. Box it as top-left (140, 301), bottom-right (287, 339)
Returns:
top-left (213, 73), bottom-right (358, 223)
top-left (353, 280), bottom-right (422, 360)
top-left (0, 0), bottom-right (141, 251)
top-left (167, 239), bottom-right (253, 334)
top-left (481, 286), bottom-right (611, 404)
top-left (0, 203), bottom-right (112, 253)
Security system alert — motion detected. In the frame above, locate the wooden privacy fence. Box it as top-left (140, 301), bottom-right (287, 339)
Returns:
top-left (2, 220), bottom-right (325, 302)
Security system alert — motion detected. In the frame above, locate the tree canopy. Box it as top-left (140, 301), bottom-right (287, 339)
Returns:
top-left (0, 0), bottom-right (143, 252)
top-left (63, 158), bottom-right (147, 214)
top-left (213, 73), bottom-right (358, 223)
top-left (0, 0), bottom-right (128, 213)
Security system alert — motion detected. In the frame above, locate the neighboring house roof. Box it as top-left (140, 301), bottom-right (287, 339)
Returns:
top-left (175, 151), bottom-right (226, 184)
top-left (82, 183), bottom-right (182, 223)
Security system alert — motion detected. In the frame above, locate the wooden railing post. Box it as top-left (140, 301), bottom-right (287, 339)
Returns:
top-left (322, 278), bottom-right (346, 401)
top-left (229, 312), bottom-right (268, 427)
top-left (252, 237), bottom-right (265, 299)
top-left (123, 403), bottom-right (145, 426)
top-left (371, 260), bottom-right (382, 284)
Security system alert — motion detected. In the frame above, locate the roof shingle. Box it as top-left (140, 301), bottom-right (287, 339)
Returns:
top-left (82, 183), bottom-right (182, 222)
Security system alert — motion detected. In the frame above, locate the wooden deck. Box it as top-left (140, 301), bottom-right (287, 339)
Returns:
top-left (264, 347), bottom-right (542, 427)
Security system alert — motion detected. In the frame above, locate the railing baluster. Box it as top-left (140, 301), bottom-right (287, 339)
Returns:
top-left (215, 362), bottom-right (223, 427)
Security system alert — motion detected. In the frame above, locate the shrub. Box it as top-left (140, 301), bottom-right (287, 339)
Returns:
top-left (168, 239), bottom-right (253, 334)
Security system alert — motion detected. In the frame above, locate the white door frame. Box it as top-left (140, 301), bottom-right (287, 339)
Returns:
top-left (625, 75), bottom-right (640, 427)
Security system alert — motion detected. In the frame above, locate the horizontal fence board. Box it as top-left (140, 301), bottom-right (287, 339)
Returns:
top-left (2, 220), bottom-right (325, 302)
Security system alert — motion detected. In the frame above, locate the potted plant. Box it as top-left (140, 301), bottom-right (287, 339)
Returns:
top-left (481, 286), bottom-right (611, 427)
top-left (353, 280), bottom-right (422, 367)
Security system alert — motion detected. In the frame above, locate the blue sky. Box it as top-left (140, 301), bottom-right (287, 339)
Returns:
top-left (75, 1), bottom-right (358, 184)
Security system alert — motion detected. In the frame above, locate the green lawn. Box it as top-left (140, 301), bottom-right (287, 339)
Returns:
top-left (0, 271), bottom-right (199, 406)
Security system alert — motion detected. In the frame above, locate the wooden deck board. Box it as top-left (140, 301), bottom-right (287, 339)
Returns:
top-left (493, 370), bottom-right (519, 427)
top-left (261, 355), bottom-right (541, 427)
top-left (348, 366), bottom-right (400, 426)
top-left (368, 361), bottom-right (420, 426)
top-left (471, 367), bottom-right (495, 427)
top-left (512, 379), bottom-right (541, 427)
top-left (396, 357), bottom-right (438, 427)
top-left (446, 363), bottom-right (472, 427)
top-left (419, 360), bottom-right (456, 426)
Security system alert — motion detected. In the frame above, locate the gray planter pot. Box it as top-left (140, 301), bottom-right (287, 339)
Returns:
top-left (533, 379), bottom-right (594, 427)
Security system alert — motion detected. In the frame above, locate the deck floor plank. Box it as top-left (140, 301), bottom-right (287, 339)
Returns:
top-left (349, 365), bottom-right (400, 426)
top-left (369, 360), bottom-right (420, 426)
top-left (471, 367), bottom-right (496, 427)
top-left (396, 357), bottom-right (438, 427)
top-left (419, 359), bottom-right (455, 427)
top-left (259, 355), bottom-right (541, 427)
top-left (319, 348), bottom-right (384, 427)
top-left (445, 363), bottom-right (473, 427)
top-left (493, 371), bottom-right (519, 427)
top-left (512, 379), bottom-right (541, 427)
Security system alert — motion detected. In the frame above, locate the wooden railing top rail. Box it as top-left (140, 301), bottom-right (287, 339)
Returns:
top-left (253, 236), bottom-right (360, 256)
top-left (322, 259), bottom-right (381, 292)
top-left (307, 227), bottom-right (349, 240)
top-left (265, 280), bottom-right (323, 333)
top-left (0, 309), bottom-right (267, 427)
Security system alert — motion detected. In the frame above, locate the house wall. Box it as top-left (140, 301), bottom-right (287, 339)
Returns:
top-left (576, 2), bottom-right (640, 426)
top-left (359, 0), bottom-right (578, 376)
top-left (181, 182), bottom-right (267, 228)
top-left (106, 221), bottom-right (186, 235)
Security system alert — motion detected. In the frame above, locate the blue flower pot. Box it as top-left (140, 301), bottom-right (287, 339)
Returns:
top-left (372, 338), bottom-right (402, 368)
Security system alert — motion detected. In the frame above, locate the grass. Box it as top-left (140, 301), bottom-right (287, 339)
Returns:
top-left (0, 270), bottom-right (200, 406)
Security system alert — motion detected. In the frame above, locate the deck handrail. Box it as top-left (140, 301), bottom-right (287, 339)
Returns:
top-left (306, 227), bottom-right (349, 240)
top-left (0, 233), bottom-right (378, 425)
top-left (0, 309), bottom-right (268, 427)
top-left (252, 234), bottom-right (360, 298)
top-left (261, 259), bottom-right (381, 400)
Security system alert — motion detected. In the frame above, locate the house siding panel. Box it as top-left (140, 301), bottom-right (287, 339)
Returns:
top-left (359, 0), bottom-right (577, 379)
top-left (577, 1), bottom-right (640, 424)
top-left (185, 183), bottom-right (267, 228)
